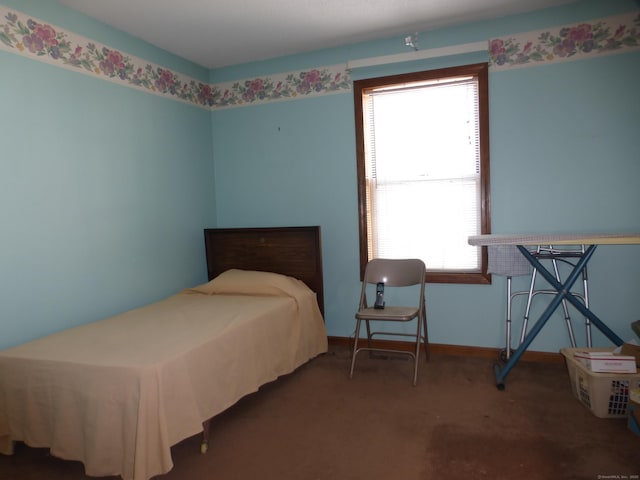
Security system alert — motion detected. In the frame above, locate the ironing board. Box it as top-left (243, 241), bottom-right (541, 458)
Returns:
top-left (468, 233), bottom-right (640, 389)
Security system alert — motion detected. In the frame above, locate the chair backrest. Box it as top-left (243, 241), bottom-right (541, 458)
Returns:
top-left (360, 258), bottom-right (426, 308)
top-left (363, 258), bottom-right (426, 287)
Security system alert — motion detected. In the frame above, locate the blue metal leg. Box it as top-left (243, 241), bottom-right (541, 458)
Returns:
top-left (494, 244), bottom-right (623, 389)
top-left (521, 245), bottom-right (623, 346)
top-left (494, 278), bottom-right (570, 389)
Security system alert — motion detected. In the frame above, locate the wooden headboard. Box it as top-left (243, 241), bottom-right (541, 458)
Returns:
top-left (204, 226), bottom-right (324, 316)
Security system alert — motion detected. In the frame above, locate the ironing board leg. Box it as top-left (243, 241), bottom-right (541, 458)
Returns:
top-left (494, 244), bottom-right (622, 389)
top-left (495, 288), bottom-right (567, 389)
top-left (524, 245), bottom-right (623, 347)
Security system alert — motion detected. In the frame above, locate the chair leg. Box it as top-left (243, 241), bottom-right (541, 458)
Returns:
top-left (412, 317), bottom-right (422, 386)
top-left (349, 318), bottom-right (361, 379)
top-left (422, 302), bottom-right (430, 362)
top-left (365, 319), bottom-right (373, 353)
top-left (351, 313), bottom-right (428, 385)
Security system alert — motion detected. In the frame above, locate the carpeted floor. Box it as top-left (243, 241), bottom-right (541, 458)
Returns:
top-left (1, 344), bottom-right (638, 479)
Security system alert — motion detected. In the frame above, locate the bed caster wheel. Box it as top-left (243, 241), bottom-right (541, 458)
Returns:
top-left (200, 442), bottom-right (208, 454)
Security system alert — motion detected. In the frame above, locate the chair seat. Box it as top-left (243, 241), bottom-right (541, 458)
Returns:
top-left (356, 306), bottom-right (419, 322)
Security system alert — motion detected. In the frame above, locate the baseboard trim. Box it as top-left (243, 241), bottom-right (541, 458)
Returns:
top-left (328, 336), bottom-right (564, 364)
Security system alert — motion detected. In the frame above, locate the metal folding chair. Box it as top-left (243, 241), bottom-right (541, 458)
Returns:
top-left (349, 258), bottom-right (428, 385)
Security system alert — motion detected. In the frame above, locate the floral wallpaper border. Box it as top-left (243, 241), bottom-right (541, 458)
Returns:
top-left (489, 12), bottom-right (640, 69)
top-left (1, 5), bottom-right (639, 109)
top-left (0, 5), bottom-right (351, 110)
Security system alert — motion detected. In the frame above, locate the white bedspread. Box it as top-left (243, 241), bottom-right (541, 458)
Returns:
top-left (0, 269), bottom-right (327, 480)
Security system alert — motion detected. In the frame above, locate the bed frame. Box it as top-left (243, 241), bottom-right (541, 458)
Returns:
top-left (0, 226), bottom-right (327, 478)
top-left (204, 226), bottom-right (324, 316)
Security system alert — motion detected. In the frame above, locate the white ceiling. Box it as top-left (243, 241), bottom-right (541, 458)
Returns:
top-left (57, 0), bottom-right (577, 69)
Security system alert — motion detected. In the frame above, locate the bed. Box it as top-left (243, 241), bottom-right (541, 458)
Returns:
top-left (0, 226), bottom-right (327, 480)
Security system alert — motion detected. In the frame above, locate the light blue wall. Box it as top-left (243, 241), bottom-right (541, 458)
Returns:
top-left (211, 0), bottom-right (640, 352)
top-left (0, 1), bottom-right (214, 349)
top-left (1, 0), bottom-right (638, 354)
top-left (211, 94), bottom-right (362, 333)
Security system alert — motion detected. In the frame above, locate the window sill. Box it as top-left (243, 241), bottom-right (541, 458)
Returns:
top-left (425, 272), bottom-right (491, 285)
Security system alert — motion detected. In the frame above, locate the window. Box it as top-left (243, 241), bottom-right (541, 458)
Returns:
top-left (354, 63), bottom-right (490, 284)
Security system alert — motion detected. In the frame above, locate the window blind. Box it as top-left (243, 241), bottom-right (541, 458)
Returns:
top-left (363, 75), bottom-right (481, 271)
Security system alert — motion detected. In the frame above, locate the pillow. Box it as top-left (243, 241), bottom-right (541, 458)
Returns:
top-left (183, 269), bottom-right (312, 299)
